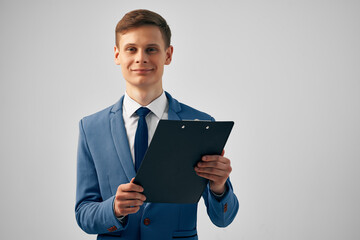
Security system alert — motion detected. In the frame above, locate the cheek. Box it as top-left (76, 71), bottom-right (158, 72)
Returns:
top-left (120, 65), bottom-right (130, 76)
top-left (154, 57), bottom-right (166, 68)
top-left (119, 55), bottom-right (131, 66)
top-left (120, 59), bottom-right (130, 69)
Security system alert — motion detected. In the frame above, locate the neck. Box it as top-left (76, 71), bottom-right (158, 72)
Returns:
top-left (126, 85), bottom-right (163, 106)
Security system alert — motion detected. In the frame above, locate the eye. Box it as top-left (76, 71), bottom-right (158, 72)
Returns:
top-left (147, 47), bottom-right (158, 53)
top-left (126, 47), bottom-right (136, 52)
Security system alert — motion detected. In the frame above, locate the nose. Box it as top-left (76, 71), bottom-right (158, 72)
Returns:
top-left (135, 50), bottom-right (148, 64)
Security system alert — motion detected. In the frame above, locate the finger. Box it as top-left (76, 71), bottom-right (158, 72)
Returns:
top-left (197, 162), bottom-right (232, 174)
top-left (195, 167), bottom-right (228, 178)
top-left (202, 155), bottom-right (230, 164)
top-left (196, 172), bottom-right (224, 182)
top-left (197, 161), bottom-right (228, 170)
top-left (122, 192), bottom-right (146, 201)
top-left (117, 192), bottom-right (146, 201)
top-left (221, 149), bottom-right (225, 156)
top-left (117, 199), bottom-right (144, 208)
top-left (120, 182), bottom-right (144, 193)
top-left (130, 177), bottom-right (135, 183)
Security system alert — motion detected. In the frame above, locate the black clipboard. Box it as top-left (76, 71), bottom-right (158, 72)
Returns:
top-left (134, 120), bottom-right (234, 204)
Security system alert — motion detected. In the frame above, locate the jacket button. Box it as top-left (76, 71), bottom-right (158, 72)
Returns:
top-left (107, 226), bottom-right (117, 232)
top-left (224, 203), bottom-right (228, 213)
top-left (144, 218), bottom-right (151, 226)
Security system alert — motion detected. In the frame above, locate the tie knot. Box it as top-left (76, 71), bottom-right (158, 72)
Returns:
top-left (136, 107), bottom-right (151, 117)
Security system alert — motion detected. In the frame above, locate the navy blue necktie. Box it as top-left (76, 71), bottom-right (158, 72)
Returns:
top-left (134, 107), bottom-right (151, 172)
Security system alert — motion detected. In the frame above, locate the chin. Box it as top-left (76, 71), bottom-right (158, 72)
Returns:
top-left (128, 79), bottom-right (160, 89)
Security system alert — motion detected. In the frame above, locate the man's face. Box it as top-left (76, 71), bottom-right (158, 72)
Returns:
top-left (114, 25), bottom-right (173, 91)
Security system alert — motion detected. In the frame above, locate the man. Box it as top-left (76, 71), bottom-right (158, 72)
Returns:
top-left (75, 9), bottom-right (239, 240)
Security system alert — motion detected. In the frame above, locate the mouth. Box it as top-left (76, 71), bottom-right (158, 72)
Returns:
top-left (131, 68), bottom-right (154, 74)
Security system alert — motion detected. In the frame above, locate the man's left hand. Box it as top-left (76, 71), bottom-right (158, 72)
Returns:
top-left (194, 150), bottom-right (232, 195)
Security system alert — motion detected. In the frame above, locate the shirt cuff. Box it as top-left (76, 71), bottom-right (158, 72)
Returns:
top-left (210, 184), bottom-right (228, 201)
top-left (116, 215), bottom-right (128, 224)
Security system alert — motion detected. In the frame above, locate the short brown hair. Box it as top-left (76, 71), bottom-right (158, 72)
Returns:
top-left (115, 9), bottom-right (171, 49)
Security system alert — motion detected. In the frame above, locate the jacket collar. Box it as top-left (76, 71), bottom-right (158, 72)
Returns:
top-left (110, 91), bottom-right (181, 116)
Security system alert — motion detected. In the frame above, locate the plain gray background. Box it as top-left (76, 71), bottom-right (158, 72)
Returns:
top-left (1, 0), bottom-right (359, 239)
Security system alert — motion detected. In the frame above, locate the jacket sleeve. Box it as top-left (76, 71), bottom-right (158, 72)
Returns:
top-left (202, 178), bottom-right (239, 227)
top-left (75, 119), bottom-right (128, 234)
top-left (202, 116), bottom-right (239, 227)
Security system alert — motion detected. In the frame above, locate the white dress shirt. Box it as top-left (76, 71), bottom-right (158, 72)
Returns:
top-left (122, 91), bottom-right (169, 165)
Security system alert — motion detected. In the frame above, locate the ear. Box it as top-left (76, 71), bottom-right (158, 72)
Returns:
top-left (164, 45), bottom-right (174, 65)
top-left (114, 45), bottom-right (121, 65)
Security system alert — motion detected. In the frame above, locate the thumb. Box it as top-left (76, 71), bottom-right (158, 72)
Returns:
top-left (130, 177), bottom-right (135, 183)
top-left (221, 149), bottom-right (225, 156)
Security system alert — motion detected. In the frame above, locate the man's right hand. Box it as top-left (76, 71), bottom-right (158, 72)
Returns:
top-left (114, 178), bottom-right (146, 217)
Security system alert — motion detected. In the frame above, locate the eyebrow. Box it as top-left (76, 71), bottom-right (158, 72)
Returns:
top-left (123, 43), bottom-right (161, 48)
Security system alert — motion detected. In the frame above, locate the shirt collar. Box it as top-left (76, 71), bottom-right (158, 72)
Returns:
top-left (123, 91), bottom-right (168, 119)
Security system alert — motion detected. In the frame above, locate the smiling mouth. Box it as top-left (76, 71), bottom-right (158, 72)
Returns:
top-left (131, 68), bottom-right (154, 73)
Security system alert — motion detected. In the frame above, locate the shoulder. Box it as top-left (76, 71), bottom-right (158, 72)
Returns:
top-left (79, 106), bottom-right (112, 133)
top-left (80, 97), bottom-right (122, 130)
top-left (166, 92), bottom-right (214, 121)
top-left (81, 105), bottom-right (112, 123)
top-left (178, 102), bottom-right (214, 121)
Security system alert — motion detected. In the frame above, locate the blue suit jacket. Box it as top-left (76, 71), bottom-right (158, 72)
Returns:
top-left (75, 92), bottom-right (239, 240)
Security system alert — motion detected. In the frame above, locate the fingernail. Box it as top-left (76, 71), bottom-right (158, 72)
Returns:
top-left (202, 156), bottom-right (206, 160)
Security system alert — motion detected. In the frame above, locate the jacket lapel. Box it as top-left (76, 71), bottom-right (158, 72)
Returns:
top-left (109, 92), bottom-right (182, 182)
top-left (165, 91), bottom-right (182, 120)
top-left (110, 96), bottom-right (136, 182)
